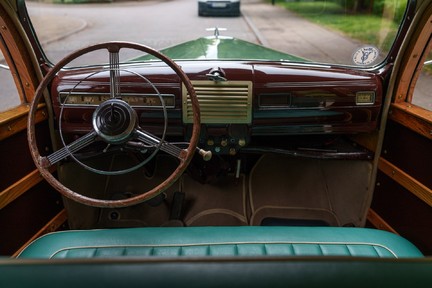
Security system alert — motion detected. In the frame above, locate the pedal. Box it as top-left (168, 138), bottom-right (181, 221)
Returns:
top-left (169, 191), bottom-right (185, 220)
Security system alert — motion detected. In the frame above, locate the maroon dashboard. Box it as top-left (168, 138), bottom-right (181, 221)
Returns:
top-left (50, 60), bottom-right (384, 157)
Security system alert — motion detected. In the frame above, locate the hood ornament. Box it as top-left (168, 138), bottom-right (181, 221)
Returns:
top-left (206, 67), bottom-right (227, 82)
top-left (206, 27), bottom-right (227, 39)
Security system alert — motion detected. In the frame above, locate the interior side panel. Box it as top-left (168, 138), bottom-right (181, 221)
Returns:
top-left (372, 120), bottom-right (432, 255)
top-left (0, 180), bottom-right (63, 255)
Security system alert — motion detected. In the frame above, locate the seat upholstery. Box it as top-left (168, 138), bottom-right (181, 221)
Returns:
top-left (3, 257), bottom-right (432, 288)
top-left (17, 226), bottom-right (423, 259)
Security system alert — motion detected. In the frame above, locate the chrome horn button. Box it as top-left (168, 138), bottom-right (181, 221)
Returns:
top-left (92, 99), bottom-right (137, 144)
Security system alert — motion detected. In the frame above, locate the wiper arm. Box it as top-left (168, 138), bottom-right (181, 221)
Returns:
top-left (0, 64), bottom-right (10, 70)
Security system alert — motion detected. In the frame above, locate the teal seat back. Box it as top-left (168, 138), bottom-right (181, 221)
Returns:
top-left (18, 226), bottom-right (423, 259)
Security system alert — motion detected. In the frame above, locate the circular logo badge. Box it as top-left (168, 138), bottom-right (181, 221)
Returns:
top-left (353, 46), bottom-right (379, 66)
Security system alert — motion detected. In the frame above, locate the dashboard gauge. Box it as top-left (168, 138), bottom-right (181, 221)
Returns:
top-left (124, 96), bottom-right (142, 106)
top-left (59, 92), bottom-right (175, 108)
top-left (62, 94), bottom-right (79, 104)
top-left (82, 96), bottom-right (97, 104)
top-left (144, 96), bottom-right (159, 106)
top-left (100, 95), bottom-right (111, 102)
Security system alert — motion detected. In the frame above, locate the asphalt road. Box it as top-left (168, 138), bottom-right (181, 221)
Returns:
top-left (27, 0), bottom-right (258, 63)
top-left (27, 0), bottom-right (364, 65)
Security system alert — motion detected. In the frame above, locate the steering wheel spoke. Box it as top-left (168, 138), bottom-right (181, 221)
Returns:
top-left (135, 129), bottom-right (186, 161)
top-left (109, 50), bottom-right (121, 99)
top-left (43, 131), bottom-right (98, 168)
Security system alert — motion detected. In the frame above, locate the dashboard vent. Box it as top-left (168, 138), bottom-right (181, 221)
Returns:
top-left (182, 80), bottom-right (252, 124)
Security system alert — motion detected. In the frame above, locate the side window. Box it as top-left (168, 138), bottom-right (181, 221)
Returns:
top-left (0, 49), bottom-right (21, 112)
top-left (412, 48), bottom-right (432, 111)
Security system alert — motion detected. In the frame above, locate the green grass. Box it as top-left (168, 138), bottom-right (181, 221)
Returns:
top-left (275, 1), bottom-right (402, 53)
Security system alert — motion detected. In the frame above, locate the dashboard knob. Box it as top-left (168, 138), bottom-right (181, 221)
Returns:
top-left (198, 149), bottom-right (212, 161)
top-left (220, 138), bottom-right (228, 147)
top-left (238, 138), bottom-right (246, 147)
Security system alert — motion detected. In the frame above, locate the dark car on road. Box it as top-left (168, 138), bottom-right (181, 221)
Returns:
top-left (198, 0), bottom-right (240, 16)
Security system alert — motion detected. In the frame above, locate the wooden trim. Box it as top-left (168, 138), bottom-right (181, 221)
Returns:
top-left (0, 104), bottom-right (47, 141)
top-left (389, 103), bottom-right (432, 140)
top-left (367, 209), bottom-right (399, 235)
top-left (394, 5), bottom-right (432, 104)
top-left (406, 36), bottom-right (432, 104)
top-left (0, 3), bottom-right (39, 103)
top-left (378, 157), bottom-right (432, 207)
top-left (12, 209), bottom-right (68, 258)
top-left (0, 166), bottom-right (55, 210)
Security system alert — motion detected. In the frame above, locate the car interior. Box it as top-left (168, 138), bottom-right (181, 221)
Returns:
top-left (1, 0), bottom-right (432, 286)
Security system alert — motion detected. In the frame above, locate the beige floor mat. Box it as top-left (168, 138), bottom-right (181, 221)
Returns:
top-left (249, 154), bottom-right (372, 227)
top-left (61, 152), bottom-right (372, 229)
top-left (182, 173), bottom-right (248, 226)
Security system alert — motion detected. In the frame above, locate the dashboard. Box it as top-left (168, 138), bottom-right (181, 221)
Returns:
top-left (51, 60), bottom-right (384, 157)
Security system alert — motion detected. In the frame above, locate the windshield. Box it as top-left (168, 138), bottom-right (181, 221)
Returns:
top-left (25, 0), bottom-right (408, 67)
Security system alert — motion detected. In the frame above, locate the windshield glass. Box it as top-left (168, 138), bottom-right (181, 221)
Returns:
top-left (25, 0), bottom-right (408, 67)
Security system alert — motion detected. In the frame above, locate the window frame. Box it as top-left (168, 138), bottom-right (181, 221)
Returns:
top-left (391, 1), bottom-right (432, 140)
top-left (0, 1), bottom-right (45, 141)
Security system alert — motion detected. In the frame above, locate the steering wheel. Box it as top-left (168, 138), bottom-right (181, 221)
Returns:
top-left (27, 42), bottom-right (201, 208)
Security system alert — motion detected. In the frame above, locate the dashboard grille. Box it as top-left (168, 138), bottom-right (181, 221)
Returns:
top-left (182, 80), bottom-right (252, 124)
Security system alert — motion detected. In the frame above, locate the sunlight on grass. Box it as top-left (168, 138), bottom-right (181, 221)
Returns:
top-left (275, 1), bottom-right (402, 52)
